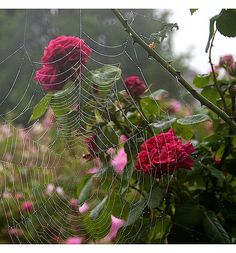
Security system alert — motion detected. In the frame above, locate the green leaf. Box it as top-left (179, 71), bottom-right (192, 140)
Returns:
top-left (78, 177), bottom-right (94, 205)
top-left (173, 123), bottom-right (193, 140)
top-left (203, 211), bottom-right (231, 243)
top-left (148, 215), bottom-right (171, 242)
top-left (89, 65), bottom-right (121, 85)
top-left (193, 74), bottom-right (210, 88)
top-left (146, 187), bottom-right (165, 209)
top-left (207, 166), bottom-right (225, 187)
top-left (201, 86), bottom-right (220, 104)
top-left (190, 9), bottom-right (198, 15)
top-left (90, 195), bottom-right (108, 220)
top-left (140, 97), bottom-right (160, 121)
top-left (149, 89), bottom-right (168, 98)
top-left (175, 202), bottom-right (204, 228)
top-left (83, 209), bottom-right (111, 240)
top-left (216, 9), bottom-right (236, 38)
top-left (29, 93), bottom-right (52, 122)
top-left (177, 114), bottom-right (210, 125)
top-left (126, 198), bottom-right (146, 226)
top-left (150, 117), bottom-right (176, 130)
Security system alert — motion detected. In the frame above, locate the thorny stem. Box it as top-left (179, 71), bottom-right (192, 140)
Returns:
top-left (112, 9), bottom-right (236, 132)
top-left (209, 30), bottom-right (228, 113)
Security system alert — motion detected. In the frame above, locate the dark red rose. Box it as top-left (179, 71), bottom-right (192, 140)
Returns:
top-left (42, 35), bottom-right (92, 71)
top-left (85, 134), bottom-right (98, 157)
top-left (124, 76), bottom-right (147, 97)
top-left (219, 55), bottom-right (234, 69)
top-left (135, 129), bottom-right (195, 178)
top-left (34, 65), bottom-right (68, 91)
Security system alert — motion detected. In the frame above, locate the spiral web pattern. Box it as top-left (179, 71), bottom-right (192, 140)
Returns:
top-left (0, 9), bottom-right (206, 244)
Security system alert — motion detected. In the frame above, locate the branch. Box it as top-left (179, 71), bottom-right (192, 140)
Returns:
top-left (112, 9), bottom-right (236, 132)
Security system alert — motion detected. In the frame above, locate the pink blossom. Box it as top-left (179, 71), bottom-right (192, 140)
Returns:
top-left (167, 99), bottom-right (181, 114)
top-left (106, 147), bottom-right (115, 155)
top-left (87, 157), bottom-right (102, 174)
top-left (111, 148), bottom-right (127, 174)
top-left (70, 198), bottom-right (78, 210)
top-left (65, 237), bottom-right (82, 244)
top-left (21, 201), bottom-right (34, 212)
top-left (120, 134), bottom-right (128, 143)
top-left (56, 186), bottom-right (64, 196)
top-left (105, 215), bottom-right (126, 241)
top-left (79, 202), bottom-right (90, 214)
top-left (15, 192), bottom-right (24, 200)
top-left (87, 167), bottom-right (100, 174)
top-left (8, 227), bottom-right (23, 237)
top-left (46, 183), bottom-right (55, 195)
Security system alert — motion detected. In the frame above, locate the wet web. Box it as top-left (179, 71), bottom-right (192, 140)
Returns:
top-left (0, 9), bottom-right (209, 244)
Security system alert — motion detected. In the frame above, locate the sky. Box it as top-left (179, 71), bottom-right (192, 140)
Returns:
top-left (169, 8), bottom-right (236, 73)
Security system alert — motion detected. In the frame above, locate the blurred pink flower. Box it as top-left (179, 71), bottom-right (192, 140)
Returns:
top-left (15, 192), bottom-right (24, 200)
top-left (46, 183), bottom-right (55, 195)
top-left (106, 147), bottom-right (115, 155)
top-left (87, 158), bottom-right (102, 174)
top-left (70, 198), bottom-right (78, 210)
top-left (111, 148), bottom-right (127, 174)
top-left (56, 187), bottom-right (64, 196)
top-left (105, 215), bottom-right (126, 241)
top-left (120, 134), bottom-right (128, 143)
top-left (79, 202), bottom-right (90, 214)
top-left (21, 201), bottom-right (34, 212)
top-left (167, 99), bottom-right (181, 114)
top-left (65, 237), bottom-right (82, 244)
top-left (8, 227), bottom-right (23, 237)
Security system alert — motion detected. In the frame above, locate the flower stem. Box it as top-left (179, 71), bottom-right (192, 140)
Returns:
top-left (208, 30), bottom-right (228, 113)
top-left (112, 9), bottom-right (236, 132)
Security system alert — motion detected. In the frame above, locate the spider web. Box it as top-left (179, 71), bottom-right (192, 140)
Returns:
top-left (0, 9), bottom-right (210, 244)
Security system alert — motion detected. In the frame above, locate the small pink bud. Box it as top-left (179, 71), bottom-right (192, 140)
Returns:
top-left (120, 134), bottom-right (128, 143)
top-left (21, 201), bottom-right (34, 212)
top-left (70, 198), bottom-right (78, 210)
top-left (79, 202), bottom-right (90, 214)
top-left (15, 192), bottom-right (24, 200)
top-left (65, 237), bottom-right (82, 244)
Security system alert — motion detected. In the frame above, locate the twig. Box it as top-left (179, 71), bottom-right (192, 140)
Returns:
top-left (209, 30), bottom-right (228, 113)
top-left (112, 9), bottom-right (236, 132)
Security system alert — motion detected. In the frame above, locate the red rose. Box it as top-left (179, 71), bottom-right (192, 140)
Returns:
top-left (35, 35), bottom-right (92, 91)
top-left (219, 55), bottom-right (234, 69)
top-left (42, 35), bottom-right (92, 71)
top-left (34, 65), bottom-right (68, 91)
top-left (124, 76), bottom-right (147, 97)
top-left (135, 129), bottom-right (195, 178)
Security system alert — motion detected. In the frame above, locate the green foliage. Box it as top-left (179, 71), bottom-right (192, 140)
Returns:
top-left (29, 93), bottom-right (52, 122)
top-left (193, 74), bottom-right (211, 88)
top-left (126, 198), bottom-right (146, 226)
top-left (78, 176), bottom-right (94, 205)
top-left (203, 211), bottom-right (231, 243)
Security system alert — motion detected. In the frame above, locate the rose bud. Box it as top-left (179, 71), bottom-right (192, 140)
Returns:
top-left (124, 76), bottom-right (147, 98)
